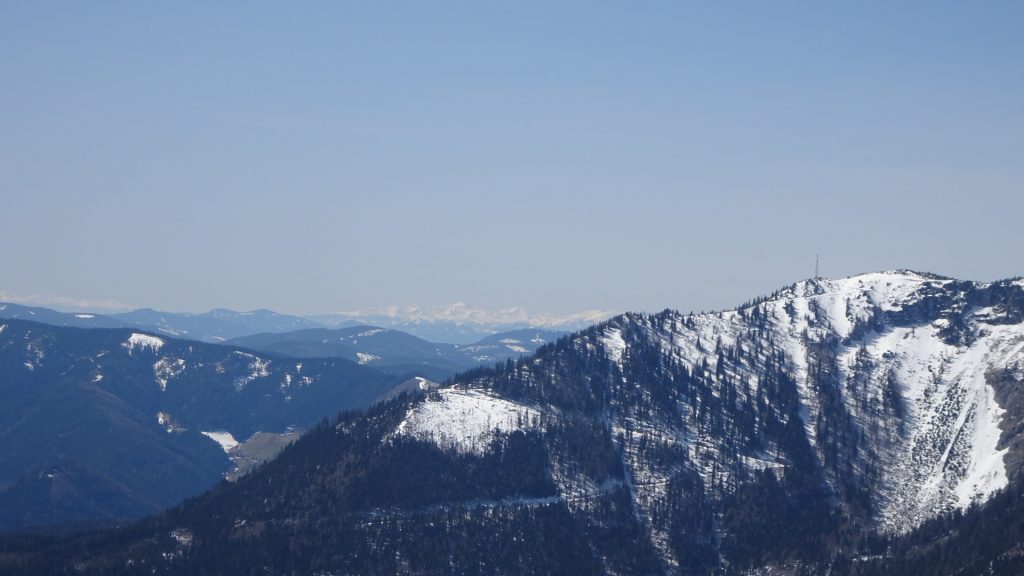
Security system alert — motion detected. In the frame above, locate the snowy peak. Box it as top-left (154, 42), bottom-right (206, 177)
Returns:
top-left (326, 302), bottom-right (611, 327)
top-left (787, 269), bottom-right (945, 302)
top-left (767, 270), bottom-right (949, 329)
top-left (310, 303), bottom-right (613, 343)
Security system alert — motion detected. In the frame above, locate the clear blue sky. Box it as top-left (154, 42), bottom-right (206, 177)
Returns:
top-left (2, 2), bottom-right (1022, 315)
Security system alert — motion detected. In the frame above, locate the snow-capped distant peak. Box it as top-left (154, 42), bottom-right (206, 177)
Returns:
top-left (720, 270), bottom-right (956, 342)
top-left (327, 302), bottom-right (614, 330)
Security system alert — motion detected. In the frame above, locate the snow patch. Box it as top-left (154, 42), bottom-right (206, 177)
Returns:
top-left (153, 358), bottom-right (186, 391)
top-left (157, 412), bottom-right (182, 433)
top-left (601, 328), bottom-right (626, 364)
top-left (232, 351), bottom-right (271, 390)
top-left (356, 352), bottom-right (381, 364)
top-left (955, 380), bottom-right (1008, 508)
top-left (395, 388), bottom-right (541, 454)
top-left (123, 333), bottom-right (164, 354)
top-left (201, 431), bottom-right (239, 452)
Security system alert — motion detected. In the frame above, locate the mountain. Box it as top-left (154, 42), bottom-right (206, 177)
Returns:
top-left (228, 327), bottom-right (564, 380)
top-left (1, 300), bottom-right (579, 347)
top-left (110, 308), bottom-right (324, 342)
top-left (458, 328), bottom-right (565, 363)
top-left (4, 271), bottom-right (1024, 574)
top-left (0, 320), bottom-right (401, 532)
top-left (0, 302), bottom-right (327, 343)
top-left (309, 302), bottom-right (610, 344)
top-left (0, 302), bottom-right (127, 329)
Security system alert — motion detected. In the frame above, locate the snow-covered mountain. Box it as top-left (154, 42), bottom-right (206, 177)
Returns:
top-left (584, 270), bottom-right (1020, 532)
top-left (7, 271), bottom-right (1024, 574)
top-left (590, 270), bottom-right (1021, 535)
top-left (309, 302), bottom-right (612, 343)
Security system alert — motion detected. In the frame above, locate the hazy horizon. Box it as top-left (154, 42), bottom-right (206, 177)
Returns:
top-left (1, 267), bottom-right (1018, 319)
top-left (3, 2), bottom-right (1022, 315)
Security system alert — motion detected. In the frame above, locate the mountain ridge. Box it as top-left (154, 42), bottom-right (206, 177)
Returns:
top-left (0, 300), bottom-right (602, 345)
top-left (226, 326), bottom-right (564, 380)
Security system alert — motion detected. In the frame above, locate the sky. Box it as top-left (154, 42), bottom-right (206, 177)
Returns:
top-left (2, 2), bottom-right (1023, 316)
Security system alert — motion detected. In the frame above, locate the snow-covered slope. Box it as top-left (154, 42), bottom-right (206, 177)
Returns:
top-left (626, 270), bottom-right (1023, 532)
top-left (395, 388), bottom-right (541, 454)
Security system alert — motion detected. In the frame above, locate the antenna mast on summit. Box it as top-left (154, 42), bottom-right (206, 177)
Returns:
top-left (815, 254), bottom-right (819, 279)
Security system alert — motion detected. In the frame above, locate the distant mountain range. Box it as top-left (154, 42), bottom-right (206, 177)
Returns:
top-left (0, 302), bottom-right (128, 329)
top-left (109, 308), bottom-right (323, 342)
top-left (0, 300), bottom-right (565, 381)
top-left (309, 302), bottom-right (612, 343)
top-left (228, 327), bottom-right (563, 381)
top-left (0, 303), bottom-right (321, 343)
top-left (0, 300), bottom-right (608, 345)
